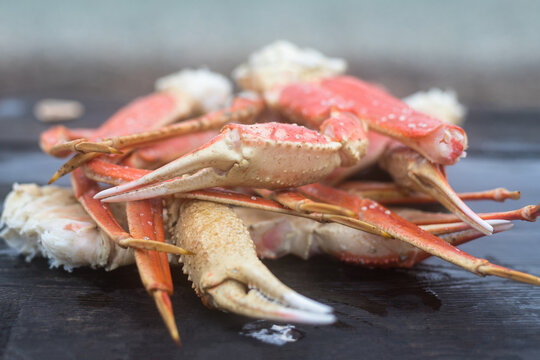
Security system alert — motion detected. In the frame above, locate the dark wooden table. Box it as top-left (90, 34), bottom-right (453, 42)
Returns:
top-left (1, 99), bottom-right (539, 359)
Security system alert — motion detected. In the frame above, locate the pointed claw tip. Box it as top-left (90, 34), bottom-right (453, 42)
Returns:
top-left (478, 264), bottom-right (540, 287)
top-left (153, 291), bottom-right (182, 346)
top-left (48, 172), bottom-right (61, 184)
top-left (479, 222), bottom-right (494, 236)
top-left (93, 188), bottom-right (111, 200)
top-left (288, 311), bottom-right (337, 325)
top-left (284, 292), bottom-right (333, 314)
top-left (109, 147), bottom-right (123, 155)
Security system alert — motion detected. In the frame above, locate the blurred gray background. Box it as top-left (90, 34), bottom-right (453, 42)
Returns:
top-left (1, 0), bottom-right (539, 108)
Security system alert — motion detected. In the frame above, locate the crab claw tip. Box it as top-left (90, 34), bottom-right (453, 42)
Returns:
top-left (283, 291), bottom-right (333, 314)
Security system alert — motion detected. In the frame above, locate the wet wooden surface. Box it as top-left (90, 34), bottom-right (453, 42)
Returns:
top-left (1, 100), bottom-right (540, 359)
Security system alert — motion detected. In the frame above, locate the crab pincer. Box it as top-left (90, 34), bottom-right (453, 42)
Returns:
top-left (171, 199), bottom-right (335, 324)
top-left (93, 122), bottom-right (347, 202)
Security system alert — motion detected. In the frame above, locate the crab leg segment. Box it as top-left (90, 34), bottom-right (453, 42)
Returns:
top-left (70, 169), bottom-right (186, 342)
top-left (255, 188), bottom-right (389, 237)
top-left (172, 199), bottom-right (335, 324)
top-left (399, 203), bottom-right (540, 225)
top-left (71, 168), bottom-right (190, 255)
top-left (235, 207), bottom-right (513, 268)
top-left (340, 181), bottom-right (521, 205)
top-left (95, 122), bottom-right (345, 202)
top-left (48, 96), bottom-right (264, 183)
top-left (42, 91), bottom-right (196, 157)
top-left (40, 127), bottom-right (99, 158)
top-left (268, 84), bottom-right (370, 166)
top-left (298, 183), bottom-right (540, 285)
top-left (326, 77), bottom-right (467, 164)
top-left (123, 130), bottom-right (218, 169)
top-left (126, 199), bottom-right (180, 345)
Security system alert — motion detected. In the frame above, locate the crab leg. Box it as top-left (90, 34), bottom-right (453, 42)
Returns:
top-left (70, 168), bottom-right (189, 342)
top-left (49, 96), bottom-right (264, 183)
top-left (234, 207), bottom-right (513, 267)
top-left (321, 76), bottom-right (467, 165)
top-left (171, 199), bottom-right (335, 324)
top-left (399, 204), bottom-right (540, 225)
top-left (126, 199), bottom-right (180, 345)
top-left (71, 168), bottom-right (189, 256)
top-left (123, 130), bottom-right (218, 169)
top-left (339, 181), bottom-right (521, 205)
top-left (41, 91), bottom-right (197, 157)
top-left (297, 183), bottom-right (540, 285)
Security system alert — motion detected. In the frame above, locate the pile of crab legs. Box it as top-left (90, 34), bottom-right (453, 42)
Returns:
top-left (23, 42), bottom-right (540, 345)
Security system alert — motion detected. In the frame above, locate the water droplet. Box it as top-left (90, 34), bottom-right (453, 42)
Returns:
top-left (240, 321), bottom-right (304, 346)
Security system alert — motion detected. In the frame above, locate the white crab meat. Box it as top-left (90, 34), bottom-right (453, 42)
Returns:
top-left (155, 68), bottom-right (233, 113)
top-left (0, 183), bottom-right (134, 271)
top-left (233, 40), bottom-right (347, 93)
top-left (403, 88), bottom-right (466, 126)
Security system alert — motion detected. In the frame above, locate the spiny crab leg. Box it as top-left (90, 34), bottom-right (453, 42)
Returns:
top-left (49, 96), bottom-right (264, 183)
top-left (126, 199), bottom-right (180, 345)
top-left (339, 181), bottom-right (521, 205)
top-left (298, 183), bottom-right (540, 286)
top-left (171, 199), bottom-right (335, 324)
top-left (378, 145), bottom-right (494, 235)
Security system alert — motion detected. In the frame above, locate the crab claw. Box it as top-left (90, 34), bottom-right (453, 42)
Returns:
top-left (170, 199), bottom-right (335, 324)
top-left (95, 122), bottom-right (343, 202)
top-left (379, 146), bottom-right (493, 236)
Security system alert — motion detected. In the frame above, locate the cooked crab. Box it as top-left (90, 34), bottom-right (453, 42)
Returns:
top-left (2, 42), bottom-right (540, 347)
